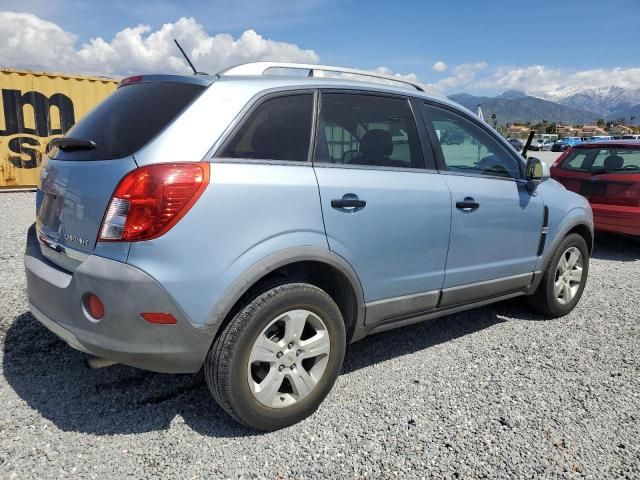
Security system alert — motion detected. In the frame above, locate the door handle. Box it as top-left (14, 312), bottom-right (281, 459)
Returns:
top-left (456, 197), bottom-right (480, 211)
top-left (331, 198), bottom-right (366, 209)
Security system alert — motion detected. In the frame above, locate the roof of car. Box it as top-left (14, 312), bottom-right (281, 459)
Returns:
top-left (122, 67), bottom-right (483, 124)
top-left (124, 65), bottom-right (461, 106)
top-left (572, 140), bottom-right (640, 148)
top-left (214, 73), bottom-right (450, 99)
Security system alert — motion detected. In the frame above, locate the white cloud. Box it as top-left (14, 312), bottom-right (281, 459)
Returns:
top-left (0, 12), bottom-right (319, 77)
top-left (430, 61), bottom-right (488, 92)
top-left (373, 66), bottom-right (419, 82)
top-left (431, 61), bottom-right (447, 72)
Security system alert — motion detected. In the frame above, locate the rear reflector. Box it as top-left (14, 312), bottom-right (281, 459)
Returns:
top-left (141, 312), bottom-right (177, 324)
top-left (84, 293), bottom-right (105, 320)
top-left (99, 162), bottom-right (209, 242)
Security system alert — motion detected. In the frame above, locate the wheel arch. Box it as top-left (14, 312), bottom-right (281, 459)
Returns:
top-left (538, 213), bottom-right (594, 275)
top-left (566, 223), bottom-right (593, 254)
top-left (206, 246), bottom-right (365, 345)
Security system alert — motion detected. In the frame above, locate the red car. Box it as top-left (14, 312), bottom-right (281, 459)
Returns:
top-left (550, 141), bottom-right (640, 237)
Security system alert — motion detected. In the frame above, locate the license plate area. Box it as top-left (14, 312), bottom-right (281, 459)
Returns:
top-left (581, 181), bottom-right (606, 197)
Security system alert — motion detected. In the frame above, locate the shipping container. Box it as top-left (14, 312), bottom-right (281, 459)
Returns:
top-left (0, 68), bottom-right (117, 188)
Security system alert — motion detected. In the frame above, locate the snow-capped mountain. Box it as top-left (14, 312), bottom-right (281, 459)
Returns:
top-left (557, 86), bottom-right (640, 116)
top-left (447, 87), bottom-right (640, 125)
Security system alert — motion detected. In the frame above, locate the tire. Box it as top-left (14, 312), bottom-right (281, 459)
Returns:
top-left (527, 233), bottom-right (589, 317)
top-left (205, 283), bottom-right (346, 431)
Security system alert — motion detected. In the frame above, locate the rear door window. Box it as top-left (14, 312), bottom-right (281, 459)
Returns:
top-left (218, 93), bottom-right (314, 162)
top-left (49, 82), bottom-right (205, 161)
top-left (562, 148), bottom-right (640, 173)
top-left (314, 93), bottom-right (425, 169)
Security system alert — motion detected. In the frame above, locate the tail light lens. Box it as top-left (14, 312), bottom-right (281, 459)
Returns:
top-left (100, 162), bottom-right (209, 242)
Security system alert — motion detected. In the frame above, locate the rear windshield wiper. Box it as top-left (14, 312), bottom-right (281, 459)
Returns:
top-left (50, 137), bottom-right (96, 151)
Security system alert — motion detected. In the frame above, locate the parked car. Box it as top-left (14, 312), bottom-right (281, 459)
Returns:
top-left (552, 136), bottom-right (582, 152)
top-left (551, 141), bottom-right (640, 236)
top-left (622, 134), bottom-right (640, 140)
top-left (528, 139), bottom-right (544, 151)
top-left (27, 62), bottom-right (594, 431)
top-left (551, 140), bottom-right (570, 152)
top-left (507, 138), bottom-right (524, 151)
top-left (588, 136), bottom-right (613, 142)
top-left (541, 139), bottom-right (555, 151)
top-left (529, 138), bottom-right (554, 151)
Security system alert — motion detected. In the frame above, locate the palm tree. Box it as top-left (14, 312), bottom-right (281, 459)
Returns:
top-left (631, 115), bottom-right (637, 126)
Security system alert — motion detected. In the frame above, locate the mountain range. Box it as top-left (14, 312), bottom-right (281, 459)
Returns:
top-left (447, 86), bottom-right (640, 126)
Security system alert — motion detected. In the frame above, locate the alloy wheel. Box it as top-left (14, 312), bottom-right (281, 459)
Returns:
top-left (247, 309), bottom-right (331, 408)
top-left (554, 246), bottom-right (584, 305)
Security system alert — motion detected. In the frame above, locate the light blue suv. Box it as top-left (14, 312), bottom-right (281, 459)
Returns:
top-left (25, 62), bottom-right (593, 430)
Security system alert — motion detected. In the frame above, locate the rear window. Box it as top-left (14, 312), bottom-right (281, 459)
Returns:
top-left (49, 82), bottom-right (205, 161)
top-left (218, 94), bottom-right (314, 162)
top-left (561, 148), bottom-right (640, 174)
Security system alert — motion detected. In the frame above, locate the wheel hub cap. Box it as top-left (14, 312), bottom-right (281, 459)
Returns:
top-left (554, 246), bottom-right (584, 305)
top-left (247, 309), bottom-right (331, 408)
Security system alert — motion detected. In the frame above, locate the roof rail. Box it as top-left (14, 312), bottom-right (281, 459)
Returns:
top-left (218, 62), bottom-right (429, 93)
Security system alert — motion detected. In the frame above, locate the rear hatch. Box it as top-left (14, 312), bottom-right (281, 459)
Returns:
top-left (552, 146), bottom-right (640, 206)
top-left (36, 78), bottom-right (207, 271)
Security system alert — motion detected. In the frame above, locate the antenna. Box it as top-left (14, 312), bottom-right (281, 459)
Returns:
top-left (173, 39), bottom-right (202, 75)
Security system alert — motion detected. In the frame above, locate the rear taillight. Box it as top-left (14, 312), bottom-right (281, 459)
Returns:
top-left (99, 162), bottom-right (209, 242)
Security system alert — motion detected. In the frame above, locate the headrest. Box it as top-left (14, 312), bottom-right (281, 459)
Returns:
top-left (359, 129), bottom-right (393, 156)
top-left (603, 155), bottom-right (624, 170)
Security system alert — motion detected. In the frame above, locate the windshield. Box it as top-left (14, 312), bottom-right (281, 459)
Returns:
top-left (49, 82), bottom-right (205, 160)
top-left (561, 148), bottom-right (640, 174)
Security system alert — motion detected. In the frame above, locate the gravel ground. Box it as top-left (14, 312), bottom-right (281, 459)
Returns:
top-left (1, 191), bottom-right (639, 479)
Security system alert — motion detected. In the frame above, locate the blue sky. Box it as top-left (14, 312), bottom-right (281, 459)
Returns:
top-left (1, 0), bottom-right (639, 96)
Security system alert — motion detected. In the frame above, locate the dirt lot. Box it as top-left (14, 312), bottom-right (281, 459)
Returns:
top-left (1, 191), bottom-right (639, 479)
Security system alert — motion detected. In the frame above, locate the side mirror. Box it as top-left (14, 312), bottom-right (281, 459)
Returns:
top-left (525, 157), bottom-right (550, 194)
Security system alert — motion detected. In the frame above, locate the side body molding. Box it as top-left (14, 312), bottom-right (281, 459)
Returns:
top-left (206, 246), bottom-right (366, 337)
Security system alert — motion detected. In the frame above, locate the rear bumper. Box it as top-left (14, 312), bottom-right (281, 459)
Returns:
top-left (592, 204), bottom-right (640, 237)
top-left (24, 224), bottom-right (213, 373)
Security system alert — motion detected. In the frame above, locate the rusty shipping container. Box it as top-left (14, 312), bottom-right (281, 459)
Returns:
top-left (0, 68), bottom-right (117, 188)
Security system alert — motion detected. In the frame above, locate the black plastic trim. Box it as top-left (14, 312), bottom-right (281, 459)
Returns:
top-left (537, 206), bottom-right (550, 256)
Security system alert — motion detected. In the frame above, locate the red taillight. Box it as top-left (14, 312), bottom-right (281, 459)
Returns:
top-left (84, 293), bottom-right (105, 320)
top-left (141, 312), bottom-right (177, 324)
top-left (119, 75), bottom-right (143, 87)
top-left (100, 163), bottom-right (209, 242)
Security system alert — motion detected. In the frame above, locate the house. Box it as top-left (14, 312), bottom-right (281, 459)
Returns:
top-left (556, 124), bottom-right (578, 136)
top-left (608, 124), bottom-right (633, 135)
top-left (506, 124), bottom-right (530, 136)
top-left (579, 125), bottom-right (607, 137)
